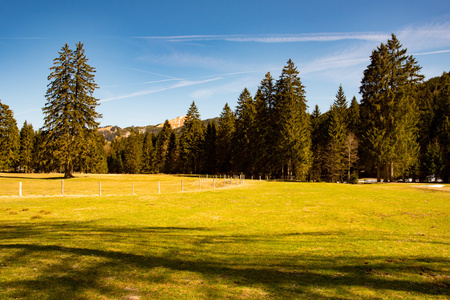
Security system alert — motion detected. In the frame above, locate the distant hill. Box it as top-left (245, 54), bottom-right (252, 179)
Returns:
top-left (99, 116), bottom-right (219, 141)
top-left (156, 116), bottom-right (187, 129)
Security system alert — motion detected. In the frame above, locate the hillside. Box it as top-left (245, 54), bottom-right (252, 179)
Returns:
top-left (156, 115), bottom-right (187, 129)
top-left (99, 116), bottom-right (219, 141)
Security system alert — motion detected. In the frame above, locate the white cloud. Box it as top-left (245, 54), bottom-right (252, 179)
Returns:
top-left (398, 22), bottom-right (450, 51)
top-left (135, 32), bottom-right (390, 43)
top-left (15, 108), bottom-right (41, 115)
top-left (300, 42), bottom-right (374, 77)
top-left (412, 49), bottom-right (450, 56)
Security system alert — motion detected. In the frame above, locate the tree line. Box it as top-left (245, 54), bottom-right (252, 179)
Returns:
top-left (0, 35), bottom-right (448, 181)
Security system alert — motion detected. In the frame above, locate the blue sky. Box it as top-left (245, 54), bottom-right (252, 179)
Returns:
top-left (1, 1), bottom-right (450, 129)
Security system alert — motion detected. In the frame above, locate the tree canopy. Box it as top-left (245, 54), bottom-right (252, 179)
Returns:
top-left (42, 42), bottom-right (101, 177)
top-left (0, 100), bottom-right (19, 171)
top-left (2, 36), bottom-right (448, 182)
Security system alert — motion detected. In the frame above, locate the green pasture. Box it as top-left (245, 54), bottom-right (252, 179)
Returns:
top-left (0, 174), bottom-right (449, 299)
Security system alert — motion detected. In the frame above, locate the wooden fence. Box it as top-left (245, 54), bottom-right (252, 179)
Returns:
top-left (1, 175), bottom-right (249, 197)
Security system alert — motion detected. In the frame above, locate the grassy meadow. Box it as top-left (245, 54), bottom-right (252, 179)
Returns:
top-left (0, 173), bottom-right (449, 299)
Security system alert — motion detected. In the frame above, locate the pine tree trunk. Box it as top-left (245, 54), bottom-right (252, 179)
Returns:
top-left (348, 151), bottom-right (351, 182)
top-left (389, 161), bottom-right (394, 182)
top-left (383, 163), bottom-right (389, 182)
top-left (64, 161), bottom-right (73, 178)
top-left (377, 165), bottom-right (381, 182)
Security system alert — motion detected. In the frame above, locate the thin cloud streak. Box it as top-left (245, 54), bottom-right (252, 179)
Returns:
top-left (135, 32), bottom-right (390, 43)
top-left (398, 22), bottom-right (450, 51)
top-left (15, 108), bottom-right (42, 115)
top-left (99, 77), bottom-right (223, 103)
top-left (412, 49), bottom-right (450, 56)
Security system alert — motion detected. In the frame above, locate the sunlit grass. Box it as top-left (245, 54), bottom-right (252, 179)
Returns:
top-left (0, 174), bottom-right (449, 299)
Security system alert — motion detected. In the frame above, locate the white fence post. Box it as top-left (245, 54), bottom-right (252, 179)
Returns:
top-left (99, 182), bottom-right (102, 196)
top-left (158, 181), bottom-right (161, 194)
top-left (19, 182), bottom-right (22, 197)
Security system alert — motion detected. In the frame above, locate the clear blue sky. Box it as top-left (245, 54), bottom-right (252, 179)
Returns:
top-left (1, 0), bottom-right (450, 129)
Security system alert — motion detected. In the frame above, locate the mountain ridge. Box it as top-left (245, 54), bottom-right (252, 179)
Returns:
top-left (98, 116), bottom-right (219, 141)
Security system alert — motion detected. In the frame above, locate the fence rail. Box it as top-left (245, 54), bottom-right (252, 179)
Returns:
top-left (0, 175), bottom-right (248, 197)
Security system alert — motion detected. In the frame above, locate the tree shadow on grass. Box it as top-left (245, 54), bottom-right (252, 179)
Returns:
top-left (0, 222), bottom-right (449, 299)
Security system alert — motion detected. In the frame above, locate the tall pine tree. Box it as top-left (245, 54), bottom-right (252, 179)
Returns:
top-left (416, 72), bottom-right (450, 182)
top-left (18, 121), bottom-right (34, 173)
top-left (216, 103), bottom-right (236, 174)
top-left (123, 128), bottom-right (143, 174)
top-left (233, 88), bottom-right (256, 175)
top-left (360, 34), bottom-right (423, 181)
top-left (165, 131), bottom-right (179, 173)
top-left (254, 72), bottom-right (276, 176)
top-left (0, 100), bottom-right (19, 171)
top-left (347, 96), bottom-right (360, 136)
top-left (179, 101), bottom-right (204, 173)
top-left (142, 131), bottom-right (157, 173)
top-left (42, 43), bottom-right (101, 177)
top-left (202, 121), bottom-right (218, 174)
top-left (155, 120), bottom-right (172, 172)
top-left (274, 59), bottom-right (311, 180)
top-left (326, 85), bottom-right (348, 182)
top-left (309, 105), bottom-right (326, 181)
top-left (107, 136), bottom-right (125, 173)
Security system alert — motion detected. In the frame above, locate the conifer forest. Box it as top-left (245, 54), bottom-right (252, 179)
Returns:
top-left (1, 35), bottom-right (449, 182)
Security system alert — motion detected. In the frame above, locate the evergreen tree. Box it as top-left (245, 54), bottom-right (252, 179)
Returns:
top-left (107, 137), bottom-right (124, 173)
top-left (142, 131), bottom-right (156, 173)
top-left (123, 128), bottom-right (143, 174)
top-left (179, 101), bottom-right (204, 173)
top-left (18, 121), bottom-right (34, 173)
top-left (274, 59), bottom-right (311, 180)
top-left (254, 72), bottom-right (276, 176)
top-left (0, 100), bottom-right (19, 171)
top-left (155, 120), bottom-right (172, 172)
top-left (31, 130), bottom-right (47, 173)
top-left (422, 140), bottom-right (443, 179)
top-left (233, 88), bottom-right (256, 175)
top-left (78, 130), bottom-right (108, 173)
top-left (347, 96), bottom-right (360, 135)
top-left (42, 43), bottom-right (101, 177)
top-left (216, 103), bottom-right (236, 174)
top-left (360, 34), bottom-right (423, 181)
top-left (165, 131), bottom-right (179, 173)
top-left (310, 105), bottom-right (326, 181)
top-left (417, 72), bottom-right (450, 182)
top-left (345, 132), bottom-right (359, 182)
top-left (202, 121), bottom-right (218, 174)
top-left (325, 85), bottom-right (348, 182)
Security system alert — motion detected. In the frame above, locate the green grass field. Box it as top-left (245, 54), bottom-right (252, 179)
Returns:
top-left (0, 174), bottom-right (449, 299)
